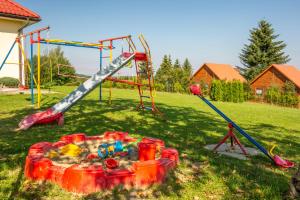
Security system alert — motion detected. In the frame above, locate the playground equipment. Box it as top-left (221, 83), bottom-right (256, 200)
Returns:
top-left (99, 35), bottom-right (160, 113)
top-left (190, 84), bottom-right (294, 168)
top-left (15, 27), bottom-right (161, 130)
top-left (24, 131), bottom-right (179, 193)
top-left (2, 26), bottom-right (160, 114)
top-left (18, 52), bottom-right (137, 130)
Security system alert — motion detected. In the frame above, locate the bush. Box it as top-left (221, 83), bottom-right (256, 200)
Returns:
top-left (174, 82), bottom-right (184, 93)
top-left (210, 79), bottom-right (223, 101)
top-left (0, 77), bottom-right (19, 88)
top-left (198, 80), bottom-right (209, 96)
top-left (243, 82), bottom-right (253, 101)
top-left (231, 81), bottom-right (239, 102)
top-left (154, 83), bottom-right (165, 92)
top-left (265, 86), bottom-right (281, 104)
top-left (265, 82), bottom-right (299, 107)
top-left (210, 79), bottom-right (245, 103)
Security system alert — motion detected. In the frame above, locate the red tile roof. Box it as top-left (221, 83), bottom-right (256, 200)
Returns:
top-left (192, 63), bottom-right (246, 82)
top-left (0, 0), bottom-right (40, 20)
top-left (251, 64), bottom-right (300, 89)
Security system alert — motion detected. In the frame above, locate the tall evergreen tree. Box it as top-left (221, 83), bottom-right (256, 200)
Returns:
top-left (182, 59), bottom-right (192, 76)
top-left (172, 59), bottom-right (183, 92)
top-left (155, 55), bottom-right (173, 92)
top-left (173, 59), bottom-right (181, 69)
top-left (181, 58), bottom-right (193, 91)
top-left (240, 20), bottom-right (290, 80)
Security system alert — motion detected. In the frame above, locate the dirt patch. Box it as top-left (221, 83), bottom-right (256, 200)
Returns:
top-left (205, 143), bottom-right (261, 160)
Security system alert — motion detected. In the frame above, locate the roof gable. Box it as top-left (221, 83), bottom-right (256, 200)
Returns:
top-left (192, 63), bottom-right (246, 82)
top-left (0, 0), bottom-right (40, 21)
top-left (251, 64), bottom-right (300, 89)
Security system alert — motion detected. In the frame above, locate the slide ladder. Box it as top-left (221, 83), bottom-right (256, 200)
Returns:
top-left (136, 34), bottom-right (161, 114)
top-left (18, 52), bottom-right (136, 130)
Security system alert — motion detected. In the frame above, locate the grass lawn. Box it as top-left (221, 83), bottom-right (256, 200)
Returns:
top-left (0, 86), bottom-right (299, 200)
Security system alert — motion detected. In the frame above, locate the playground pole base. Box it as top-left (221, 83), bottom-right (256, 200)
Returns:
top-left (205, 143), bottom-right (261, 160)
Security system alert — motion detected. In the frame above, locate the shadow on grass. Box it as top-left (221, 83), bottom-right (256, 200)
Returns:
top-left (0, 96), bottom-right (298, 199)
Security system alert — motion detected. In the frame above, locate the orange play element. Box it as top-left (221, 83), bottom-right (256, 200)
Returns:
top-left (24, 132), bottom-right (179, 194)
top-left (141, 137), bottom-right (165, 151)
top-left (138, 141), bottom-right (156, 161)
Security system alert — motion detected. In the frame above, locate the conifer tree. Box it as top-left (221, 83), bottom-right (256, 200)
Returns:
top-left (182, 58), bottom-right (193, 91)
top-left (182, 59), bottom-right (192, 77)
top-left (172, 59), bottom-right (183, 92)
top-left (240, 20), bottom-right (290, 80)
top-left (155, 55), bottom-right (173, 92)
top-left (173, 59), bottom-right (181, 69)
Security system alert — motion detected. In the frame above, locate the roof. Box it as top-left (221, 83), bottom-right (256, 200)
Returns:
top-left (0, 0), bottom-right (40, 21)
top-left (251, 64), bottom-right (300, 89)
top-left (192, 63), bottom-right (246, 82)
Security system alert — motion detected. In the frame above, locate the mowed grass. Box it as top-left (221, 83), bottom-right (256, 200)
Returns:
top-left (0, 86), bottom-right (299, 200)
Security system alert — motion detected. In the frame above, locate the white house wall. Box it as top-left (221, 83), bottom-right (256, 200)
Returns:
top-left (0, 18), bottom-right (25, 85)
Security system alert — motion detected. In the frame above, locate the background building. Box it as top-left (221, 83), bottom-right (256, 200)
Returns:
top-left (191, 63), bottom-right (246, 87)
top-left (250, 64), bottom-right (300, 96)
top-left (0, 0), bottom-right (40, 86)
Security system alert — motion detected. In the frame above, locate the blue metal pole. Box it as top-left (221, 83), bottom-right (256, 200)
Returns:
top-left (30, 39), bottom-right (34, 104)
top-left (198, 96), bottom-right (273, 161)
top-left (0, 40), bottom-right (16, 71)
top-left (99, 47), bottom-right (103, 102)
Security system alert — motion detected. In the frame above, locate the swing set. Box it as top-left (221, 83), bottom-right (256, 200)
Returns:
top-left (1, 26), bottom-right (160, 114)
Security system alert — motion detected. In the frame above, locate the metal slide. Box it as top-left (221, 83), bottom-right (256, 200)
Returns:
top-left (18, 53), bottom-right (135, 130)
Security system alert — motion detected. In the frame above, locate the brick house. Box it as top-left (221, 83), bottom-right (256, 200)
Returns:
top-left (0, 0), bottom-right (40, 85)
top-left (250, 64), bottom-right (300, 96)
top-left (190, 63), bottom-right (246, 87)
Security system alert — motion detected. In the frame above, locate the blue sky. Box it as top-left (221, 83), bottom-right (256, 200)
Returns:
top-left (20, 0), bottom-right (300, 75)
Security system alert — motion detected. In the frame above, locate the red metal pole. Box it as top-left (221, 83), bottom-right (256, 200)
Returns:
top-left (99, 35), bottom-right (130, 43)
top-left (20, 26), bottom-right (50, 38)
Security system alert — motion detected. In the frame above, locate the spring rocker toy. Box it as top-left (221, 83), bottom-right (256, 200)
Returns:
top-left (190, 84), bottom-right (294, 168)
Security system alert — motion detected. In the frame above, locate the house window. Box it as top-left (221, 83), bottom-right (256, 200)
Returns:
top-left (256, 88), bottom-right (263, 95)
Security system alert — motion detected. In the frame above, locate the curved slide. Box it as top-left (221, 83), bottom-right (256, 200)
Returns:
top-left (18, 52), bottom-right (136, 130)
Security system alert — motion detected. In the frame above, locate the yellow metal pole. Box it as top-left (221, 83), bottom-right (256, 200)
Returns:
top-left (17, 41), bottom-right (38, 85)
top-left (37, 33), bottom-right (41, 108)
top-left (109, 41), bottom-right (113, 105)
top-left (109, 44), bottom-right (113, 63)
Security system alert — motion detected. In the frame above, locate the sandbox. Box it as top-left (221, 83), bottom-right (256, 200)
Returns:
top-left (24, 131), bottom-right (179, 194)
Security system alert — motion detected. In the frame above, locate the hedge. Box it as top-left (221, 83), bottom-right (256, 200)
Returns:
top-left (265, 83), bottom-right (299, 107)
top-left (210, 79), bottom-right (247, 103)
top-left (0, 77), bottom-right (19, 88)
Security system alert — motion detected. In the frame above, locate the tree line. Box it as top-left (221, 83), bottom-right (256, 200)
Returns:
top-left (154, 55), bottom-right (192, 93)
